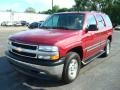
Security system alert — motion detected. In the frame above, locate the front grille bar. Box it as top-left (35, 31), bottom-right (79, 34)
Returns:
top-left (11, 42), bottom-right (37, 50)
top-left (9, 41), bottom-right (56, 59)
top-left (11, 45), bottom-right (38, 54)
top-left (10, 41), bottom-right (38, 58)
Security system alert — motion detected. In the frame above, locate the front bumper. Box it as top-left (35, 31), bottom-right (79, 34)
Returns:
top-left (5, 51), bottom-right (64, 79)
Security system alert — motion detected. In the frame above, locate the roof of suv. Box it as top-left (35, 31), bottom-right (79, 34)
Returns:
top-left (55, 11), bottom-right (105, 15)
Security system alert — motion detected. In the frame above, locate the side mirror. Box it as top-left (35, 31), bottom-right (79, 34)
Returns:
top-left (87, 24), bottom-right (98, 31)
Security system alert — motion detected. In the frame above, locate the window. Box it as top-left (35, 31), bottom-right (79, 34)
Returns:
top-left (41, 13), bottom-right (85, 30)
top-left (96, 14), bottom-right (105, 29)
top-left (87, 14), bottom-right (97, 27)
top-left (43, 15), bottom-right (59, 27)
top-left (102, 14), bottom-right (112, 27)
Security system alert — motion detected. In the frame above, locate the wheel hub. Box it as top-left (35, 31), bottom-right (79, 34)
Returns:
top-left (68, 59), bottom-right (78, 80)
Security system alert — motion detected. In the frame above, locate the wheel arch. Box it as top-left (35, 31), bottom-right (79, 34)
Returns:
top-left (66, 46), bottom-right (84, 61)
top-left (107, 35), bottom-right (112, 42)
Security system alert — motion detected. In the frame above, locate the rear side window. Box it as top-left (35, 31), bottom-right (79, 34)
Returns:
top-left (102, 14), bottom-right (112, 27)
top-left (96, 14), bottom-right (105, 29)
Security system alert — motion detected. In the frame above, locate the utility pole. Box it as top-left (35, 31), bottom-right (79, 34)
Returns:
top-left (10, 10), bottom-right (14, 23)
top-left (52, 0), bottom-right (53, 11)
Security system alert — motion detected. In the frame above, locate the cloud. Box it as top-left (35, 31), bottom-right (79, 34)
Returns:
top-left (25, 0), bottom-right (51, 5)
top-left (25, 0), bottom-right (75, 9)
top-left (54, 0), bottom-right (75, 8)
top-left (0, 2), bottom-right (22, 11)
top-left (0, 0), bottom-right (75, 12)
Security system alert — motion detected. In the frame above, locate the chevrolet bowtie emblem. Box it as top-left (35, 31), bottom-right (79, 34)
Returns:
top-left (15, 47), bottom-right (22, 52)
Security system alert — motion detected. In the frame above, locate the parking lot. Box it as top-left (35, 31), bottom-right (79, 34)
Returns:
top-left (0, 27), bottom-right (120, 90)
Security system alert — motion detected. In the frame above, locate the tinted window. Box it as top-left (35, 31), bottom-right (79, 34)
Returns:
top-left (102, 14), bottom-right (112, 27)
top-left (41, 13), bottom-right (85, 30)
top-left (45, 15), bottom-right (59, 27)
top-left (96, 14), bottom-right (105, 29)
top-left (87, 14), bottom-right (97, 27)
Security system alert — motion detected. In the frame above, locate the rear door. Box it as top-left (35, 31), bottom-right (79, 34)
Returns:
top-left (95, 14), bottom-right (108, 51)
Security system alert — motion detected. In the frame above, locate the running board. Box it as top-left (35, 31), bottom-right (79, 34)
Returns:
top-left (82, 50), bottom-right (105, 65)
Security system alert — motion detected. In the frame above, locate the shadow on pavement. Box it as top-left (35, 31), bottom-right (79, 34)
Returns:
top-left (23, 76), bottom-right (65, 89)
top-left (0, 56), bottom-right (31, 90)
top-left (0, 56), bottom-right (65, 90)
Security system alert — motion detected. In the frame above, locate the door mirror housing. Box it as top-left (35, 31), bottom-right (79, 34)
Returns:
top-left (86, 24), bottom-right (98, 31)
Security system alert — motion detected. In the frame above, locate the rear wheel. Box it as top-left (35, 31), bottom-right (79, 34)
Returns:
top-left (62, 52), bottom-right (81, 84)
top-left (102, 40), bottom-right (111, 57)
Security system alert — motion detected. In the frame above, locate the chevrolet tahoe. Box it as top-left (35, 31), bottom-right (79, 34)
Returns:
top-left (6, 11), bottom-right (113, 83)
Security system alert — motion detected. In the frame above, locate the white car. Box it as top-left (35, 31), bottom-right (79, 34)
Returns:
top-left (13, 21), bottom-right (22, 26)
top-left (7, 21), bottom-right (13, 26)
top-left (1, 21), bottom-right (13, 26)
top-left (115, 25), bottom-right (120, 30)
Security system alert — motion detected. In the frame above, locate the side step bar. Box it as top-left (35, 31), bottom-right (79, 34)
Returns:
top-left (82, 50), bottom-right (105, 65)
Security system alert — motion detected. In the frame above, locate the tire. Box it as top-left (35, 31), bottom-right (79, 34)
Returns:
top-left (62, 52), bottom-right (81, 84)
top-left (102, 39), bottom-right (111, 57)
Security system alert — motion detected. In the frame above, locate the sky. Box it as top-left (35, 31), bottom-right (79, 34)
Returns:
top-left (0, 0), bottom-right (75, 12)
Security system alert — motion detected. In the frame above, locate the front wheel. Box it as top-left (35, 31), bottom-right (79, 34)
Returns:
top-left (62, 52), bottom-right (81, 84)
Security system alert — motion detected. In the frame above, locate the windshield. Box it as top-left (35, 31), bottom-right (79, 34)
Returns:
top-left (41, 13), bottom-right (85, 30)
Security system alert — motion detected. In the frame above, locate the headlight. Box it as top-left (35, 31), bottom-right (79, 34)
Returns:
top-left (38, 46), bottom-right (59, 60)
top-left (38, 46), bottom-right (58, 52)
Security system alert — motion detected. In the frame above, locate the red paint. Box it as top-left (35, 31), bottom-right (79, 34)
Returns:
top-left (9, 12), bottom-right (113, 61)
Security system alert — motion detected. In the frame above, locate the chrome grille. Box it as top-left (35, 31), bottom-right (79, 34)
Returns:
top-left (11, 42), bottom-right (37, 50)
top-left (10, 41), bottom-right (38, 58)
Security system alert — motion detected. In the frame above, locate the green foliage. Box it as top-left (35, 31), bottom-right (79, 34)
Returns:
top-left (41, 9), bottom-right (53, 14)
top-left (58, 8), bottom-right (68, 12)
top-left (74, 0), bottom-right (90, 11)
top-left (52, 5), bottom-right (59, 13)
top-left (6, 9), bottom-right (13, 12)
top-left (74, 0), bottom-right (120, 25)
top-left (101, 0), bottom-right (120, 26)
top-left (40, 0), bottom-right (120, 25)
top-left (25, 7), bottom-right (36, 13)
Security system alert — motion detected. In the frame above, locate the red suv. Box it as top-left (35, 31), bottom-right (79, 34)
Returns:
top-left (6, 11), bottom-right (113, 83)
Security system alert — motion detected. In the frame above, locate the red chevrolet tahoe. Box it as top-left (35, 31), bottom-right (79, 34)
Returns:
top-left (6, 11), bottom-right (113, 83)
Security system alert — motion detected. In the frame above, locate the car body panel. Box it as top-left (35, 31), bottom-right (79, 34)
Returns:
top-left (6, 12), bottom-right (113, 80)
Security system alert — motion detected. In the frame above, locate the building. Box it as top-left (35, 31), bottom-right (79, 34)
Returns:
top-left (0, 11), bottom-right (49, 24)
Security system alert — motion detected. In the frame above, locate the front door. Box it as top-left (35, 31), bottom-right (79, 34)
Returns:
top-left (84, 14), bottom-right (101, 60)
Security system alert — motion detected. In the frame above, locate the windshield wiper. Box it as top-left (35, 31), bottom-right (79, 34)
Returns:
top-left (40, 26), bottom-right (51, 29)
top-left (51, 26), bottom-right (70, 30)
top-left (40, 26), bottom-right (71, 30)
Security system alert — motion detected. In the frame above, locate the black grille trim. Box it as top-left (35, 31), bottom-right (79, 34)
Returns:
top-left (11, 42), bottom-right (37, 50)
top-left (10, 41), bottom-right (38, 58)
top-left (12, 49), bottom-right (36, 57)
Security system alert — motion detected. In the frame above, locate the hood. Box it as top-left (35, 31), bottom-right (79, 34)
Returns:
top-left (10, 29), bottom-right (79, 45)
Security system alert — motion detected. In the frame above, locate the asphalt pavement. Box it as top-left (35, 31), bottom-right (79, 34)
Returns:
top-left (0, 28), bottom-right (120, 90)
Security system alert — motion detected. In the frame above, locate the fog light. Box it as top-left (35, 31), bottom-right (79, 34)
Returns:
top-left (43, 56), bottom-right (51, 59)
top-left (38, 55), bottom-right (44, 59)
top-left (38, 55), bottom-right (50, 60)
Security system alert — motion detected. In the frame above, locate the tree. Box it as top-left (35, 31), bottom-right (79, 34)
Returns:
top-left (40, 0), bottom-right (120, 25)
top-left (25, 7), bottom-right (36, 13)
top-left (58, 8), bottom-right (68, 12)
top-left (74, 0), bottom-right (90, 11)
top-left (74, 0), bottom-right (120, 25)
top-left (42, 9), bottom-right (53, 14)
top-left (52, 5), bottom-right (59, 13)
top-left (6, 9), bottom-right (13, 12)
top-left (40, 5), bottom-right (59, 14)
top-left (101, 0), bottom-right (120, 26)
